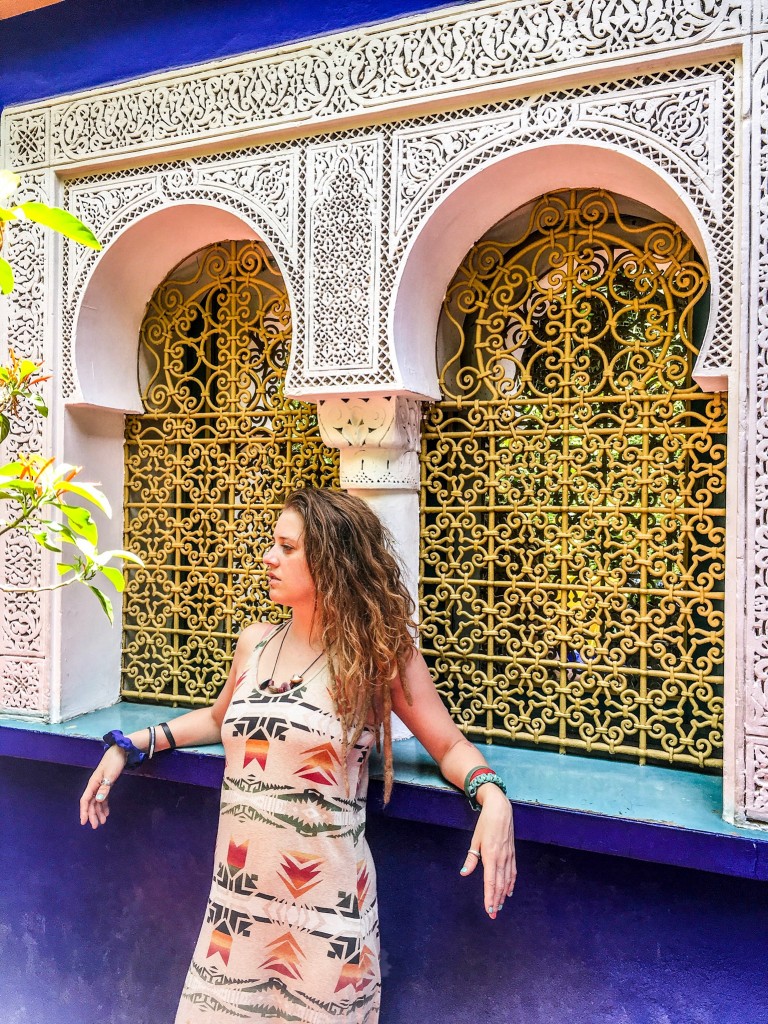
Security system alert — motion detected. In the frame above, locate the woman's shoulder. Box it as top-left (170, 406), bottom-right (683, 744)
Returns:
top-left (236, 620), bottom-right (277, 650)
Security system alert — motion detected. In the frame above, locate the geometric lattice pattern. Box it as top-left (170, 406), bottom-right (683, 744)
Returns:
top-left (121, 241), bottom-right (339, 706)
top-left (421, 190), bottom-right (726, 769)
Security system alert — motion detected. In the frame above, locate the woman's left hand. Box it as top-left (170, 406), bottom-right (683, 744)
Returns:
top-left (460, 786), bottom-right (516, 919)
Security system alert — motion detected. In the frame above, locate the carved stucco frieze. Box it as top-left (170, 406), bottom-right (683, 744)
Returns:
top-left (746, 742), bottom-right (768, 821)
top-left (0, 655), bottom-right (47, 713)
top-left (45, 63), bottom-right (736, 398)
top-left (2, 0), bottom-right (744, 171)
top-left (60, 148), bottom-right (301, 399)
top-left (744, 36), bottom-right (768, 823)
top-left (0, 174), bottom-right (49, 711)
top-left (389, 64), bottom-right (735, 378)
top-left (317, 396), bottom-right (421, 490)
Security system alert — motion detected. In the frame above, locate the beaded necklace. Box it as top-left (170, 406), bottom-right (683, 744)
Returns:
top-left (260, 621), bottom-right (324, 694)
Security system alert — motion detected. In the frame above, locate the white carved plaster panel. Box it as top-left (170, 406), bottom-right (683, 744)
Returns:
top-left (389, 63), bottom-right (735, 380)
top-left (7, 107), bottom-right (48, 170)
top-left (0, 174), bottom-right (49, 709)
top-left (337, 448), bottom-right (420, 491)
top-left (746, 742), bottom-right (768, 823)
top-left (60, 147), bottom-right (300, 400)
top-left (1, 1), bottom-right (745, 171)
top-left (9, 64), bottom-right (736, 399)
top-left (745, 35), bottom-right (768, 821)
top-left (306, 138), bottom-right (384, 375)
top-left (0, 533), bottom-right (43, 654)
top-left (317, 396), bottom-right (421, 491)
top-left (0, 655), bottom-right (47, 714)
top-left (317, 395), bottom-right (420, 450)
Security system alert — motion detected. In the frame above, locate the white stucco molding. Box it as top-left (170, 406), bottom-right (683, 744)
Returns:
top-left (317, 395), bottom-right (421, 491)
top-left (0, 0), bottom-right (746, 173)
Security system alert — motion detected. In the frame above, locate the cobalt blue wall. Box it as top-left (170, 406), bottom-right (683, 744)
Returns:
top-left (0, 0), bottom-right (474, 112)
top-left (2, 756), bottom-right (767, 1024)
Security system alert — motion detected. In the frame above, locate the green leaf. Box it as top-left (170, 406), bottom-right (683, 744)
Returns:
top-left (56, 562), bottom-right (76, 576)
top-left (61, 505), bottom-right (97, 543)
top-left (0, 479), bottom-right (36, 494)
top-left (17, 359), bottom-right (39, 380)
top-left (72, 535), bottom-right (97, 560)
top-left (0, 257), bottom-right (14, 294)
top-left (14, 202), bottom-right (102, 250)
top-left (32, 393), bottom-right (48, 418)
top-left (101, 548), bottom-right (144, 566)
top-left (31, 530), bottom-right (62, 552)
top-left (88, 585), bottom-right (114, 624)
top-left (0, 416), bottom-right (9, 445)
top-left (99, 565), bottom-right (125, 592)
top-left (54, 480), bottom-right (111, 516)
top-left (0, 207), bottom-right (18, 222)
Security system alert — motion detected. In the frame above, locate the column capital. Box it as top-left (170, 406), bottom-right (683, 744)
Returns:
top-left (316, 394), bottom-right (422, 491)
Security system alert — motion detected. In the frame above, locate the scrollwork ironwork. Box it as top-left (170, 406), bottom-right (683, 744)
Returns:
top-left (121, 241), bottom-right (339, 706)
top-left (420, 189), bottom-right (725, 768)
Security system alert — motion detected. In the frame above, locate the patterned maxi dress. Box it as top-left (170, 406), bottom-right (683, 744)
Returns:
top-left (175, 629), bottom-right (381, 1024)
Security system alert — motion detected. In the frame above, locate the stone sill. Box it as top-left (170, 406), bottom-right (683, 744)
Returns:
top-left (2, 701), bottom-right (767, 881)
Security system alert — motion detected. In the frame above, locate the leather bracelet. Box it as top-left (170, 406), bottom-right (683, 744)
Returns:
top-left (102, 729), bottom-right (147, 769)
top-left (465, 769), bottom-right (507, 812)
top-left (159, 721), bottom-right (177, 750)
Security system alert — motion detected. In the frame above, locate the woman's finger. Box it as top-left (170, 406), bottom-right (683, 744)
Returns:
top-left (83, 773), bottom-right (114, 829)
top-left (459, 842), bottom-right (481, 877)
top-left (483, 851), bottom-right (500, 919)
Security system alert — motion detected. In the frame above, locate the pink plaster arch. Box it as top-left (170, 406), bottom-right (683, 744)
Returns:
top-left (69, 201), bottom-right (290, 412)
top-left (391, 141), bottom-right (716, 400)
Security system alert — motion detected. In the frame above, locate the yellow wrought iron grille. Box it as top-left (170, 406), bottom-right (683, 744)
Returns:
top-left (420, 190), bottom-right (726, 768)
top-left (121, 240), bottom-right (339, 706)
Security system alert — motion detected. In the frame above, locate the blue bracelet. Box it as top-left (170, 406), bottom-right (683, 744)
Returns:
top-left (103, 729), bottom-right (147, 768)
top-left (465, 770), bottom-right (507, 811)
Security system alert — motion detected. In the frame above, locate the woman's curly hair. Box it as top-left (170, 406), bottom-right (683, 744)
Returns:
top-left (283, 487), bottom-right (415, 803)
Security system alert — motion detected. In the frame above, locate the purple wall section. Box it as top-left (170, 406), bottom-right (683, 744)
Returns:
top-left (2, 756), bottom-right (768, 1024)
top-left (0, 0), bottom-right (474, 111)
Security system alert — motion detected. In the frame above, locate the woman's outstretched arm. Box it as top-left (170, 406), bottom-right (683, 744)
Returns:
top-left (79, 622), bottom-right (270, 830)
top-left (390, 648), bottom-right (516, 920)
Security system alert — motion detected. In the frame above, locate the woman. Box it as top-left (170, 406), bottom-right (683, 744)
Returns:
top-left (80, 488), bottom-right (515, 1023)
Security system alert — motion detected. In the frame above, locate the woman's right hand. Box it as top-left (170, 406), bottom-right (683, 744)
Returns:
top-left (79, 745), bottom-right (127, 830)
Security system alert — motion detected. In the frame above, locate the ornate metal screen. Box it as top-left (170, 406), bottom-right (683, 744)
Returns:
top-left (420, 190), bottom-right (726, 768)
top-left (121, 241), bottom-right (339, 706)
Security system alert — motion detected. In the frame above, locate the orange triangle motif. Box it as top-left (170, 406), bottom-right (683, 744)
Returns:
top-left (334, 944), bottom-right (377, 993)
top-left (278, 850), bottom-right (324, 899)
top-left (244, 737), bottom-right (269, 770)
top-left (227, 839), bottom-right (248, 871)
top-left (294, 741), bottom-right (340, 787)
top-left (259, 931), bottom-right (305, 981)
top-left (356, 860), bottom-right (371, 909)
top-left (207, 928), bottom-right (233, 966)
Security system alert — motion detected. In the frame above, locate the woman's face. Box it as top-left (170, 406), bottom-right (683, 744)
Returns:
top-left (263, 508), bottom-right (316, 608)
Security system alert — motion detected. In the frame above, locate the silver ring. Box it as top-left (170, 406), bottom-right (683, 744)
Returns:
top-left (100, 778), bottom-right (112, 787)
top-left (467, 848), bottom-right (481, 858)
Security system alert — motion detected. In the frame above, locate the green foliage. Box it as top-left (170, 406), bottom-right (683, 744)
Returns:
top-left (0, 169), bottom-right (141, 622)
top-left (0, 456), bottom-right (142, 624)
top-left (0, 171), bottom-right (101, 295)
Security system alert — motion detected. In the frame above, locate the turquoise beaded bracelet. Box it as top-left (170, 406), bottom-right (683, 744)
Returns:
top-left (464, 769), bottom-right (507, 811)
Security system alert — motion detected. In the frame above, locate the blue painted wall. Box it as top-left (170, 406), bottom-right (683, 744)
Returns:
top-left (0, 0), bottom-right (473, 112)
top-left (2, 756), bottom-right (767, 1024)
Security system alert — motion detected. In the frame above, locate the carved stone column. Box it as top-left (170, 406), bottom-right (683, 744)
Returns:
top-left (317, 394), bottom-right (422, 740)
